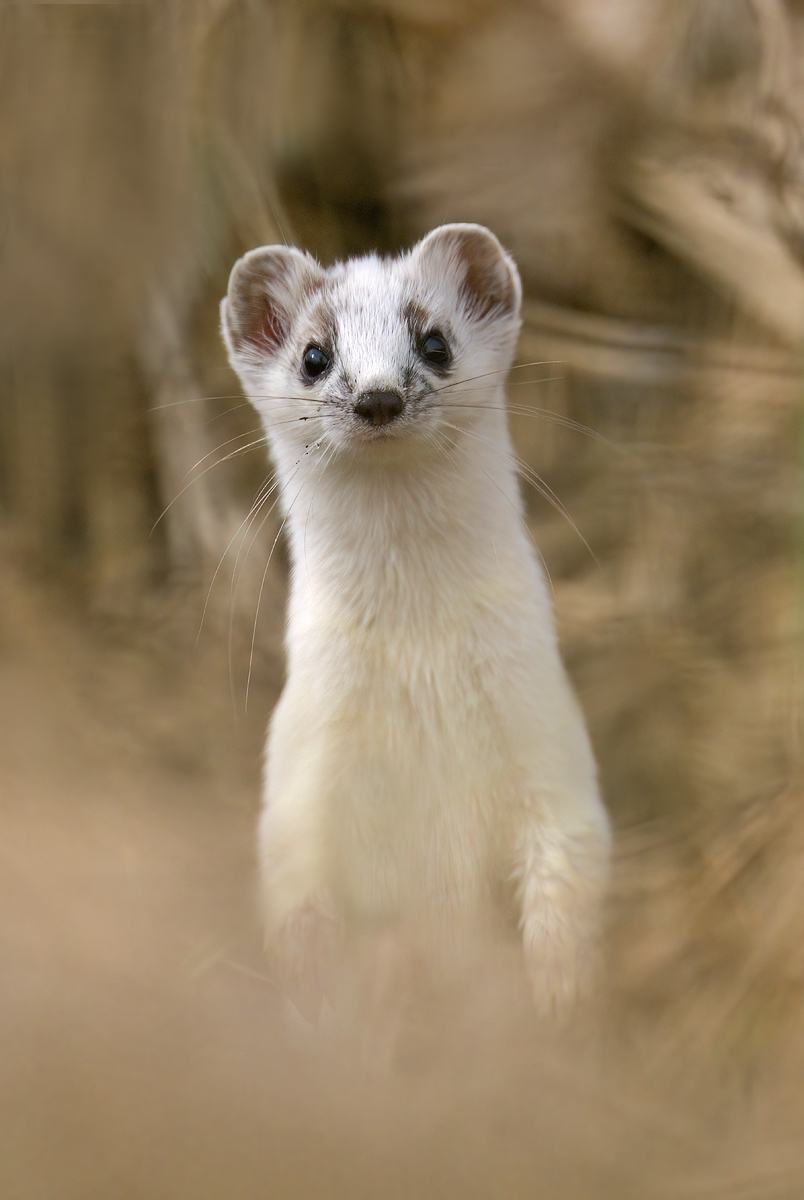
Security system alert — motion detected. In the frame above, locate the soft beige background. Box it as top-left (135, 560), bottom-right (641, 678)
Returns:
top-left (2, 3), bottom-right (804, 1195)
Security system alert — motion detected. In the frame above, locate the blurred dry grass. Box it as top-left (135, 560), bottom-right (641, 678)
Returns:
top-left (2, 1), bottom-right (804, 1195)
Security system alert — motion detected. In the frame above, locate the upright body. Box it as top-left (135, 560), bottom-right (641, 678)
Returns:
top-left (221, 224), bottom-right (610, 1017)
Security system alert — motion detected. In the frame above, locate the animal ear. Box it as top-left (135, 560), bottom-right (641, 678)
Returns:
top-left (221, 245), bottom-right (324, 367)
top-left (414, 223), bottom-right (522, 322)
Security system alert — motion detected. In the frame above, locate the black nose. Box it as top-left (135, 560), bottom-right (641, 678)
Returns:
top-left (354, 390), bottom-right (405, 427)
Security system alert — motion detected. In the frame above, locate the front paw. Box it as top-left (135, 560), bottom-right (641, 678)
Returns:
top-left (522, 922), bottom-right (593, 1017)
top-left (270, 896), bottom-right (342, 1023)
top-left (515, 824), bottom-right (610, 1016)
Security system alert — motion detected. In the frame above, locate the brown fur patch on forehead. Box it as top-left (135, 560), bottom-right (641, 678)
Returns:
top-left (403, 298), bottom-right (431, 341)
top-left (403, 299), bottom-right (455, 360)
top-left (304, 291), bottom-right (337, 352)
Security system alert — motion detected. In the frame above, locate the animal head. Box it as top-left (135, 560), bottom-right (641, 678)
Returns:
top-left (221, 224), bottom-right (522, 461)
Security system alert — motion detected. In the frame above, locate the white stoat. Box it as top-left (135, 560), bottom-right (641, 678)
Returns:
top-left (221, 224), bottom-right (610, 1019)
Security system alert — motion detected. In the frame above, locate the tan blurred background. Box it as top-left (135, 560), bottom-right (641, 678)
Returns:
top-left (3, 1), bottom-right (804, 1195)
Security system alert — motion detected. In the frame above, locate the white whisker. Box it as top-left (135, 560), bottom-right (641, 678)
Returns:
top-left (149, 391), bottom-right (319, 410)
top-left (437, 399), bottom-right (623, 452)
top-left (152, 436), bottom-right (268, 533)
top-left (433, 360), bottom-right (565, 396)
top-left (440, 420), bottom-right (597, 567)
top-left (302, 442), bottom-right (336, 581)
top-left (435, 423), bottom-right (557, 598)
top-left (227, 447), bottom-right (315, 708)
top-left (195, 466), bottom-right (283, 646)
top-left (244, 439), bottom-right (325, 711)
top-left (183, 427), bottom-right (266, 480)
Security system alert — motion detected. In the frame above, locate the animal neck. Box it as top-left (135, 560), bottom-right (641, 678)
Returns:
top-left (282, 406), bottom-right (529, 622)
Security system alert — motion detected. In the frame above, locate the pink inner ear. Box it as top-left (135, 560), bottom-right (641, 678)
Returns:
top-left (251, 295), bottom-right (287, 353)
top-left (455, 235), bottom-right (517, 321)
top-left (226, 251), bottom-right (303, 359)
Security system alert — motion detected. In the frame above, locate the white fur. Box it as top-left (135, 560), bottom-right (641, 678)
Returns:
top-left (221, 224), bottom-right (611, 1015)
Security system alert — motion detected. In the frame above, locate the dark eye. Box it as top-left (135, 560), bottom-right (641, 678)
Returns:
top-left (420, 332), bottom-right (450, 369)
top-left (302, 345), bottom-right (330, 379)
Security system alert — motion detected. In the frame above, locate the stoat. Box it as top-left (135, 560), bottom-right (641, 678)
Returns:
top-left (221, 224), bottom-right (611, 1019)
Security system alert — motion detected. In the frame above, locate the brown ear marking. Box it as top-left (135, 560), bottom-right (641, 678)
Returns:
top-left (222, 246), bottom-right (324, 361)
top-left (415, 223), bottom-right (522, 322)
